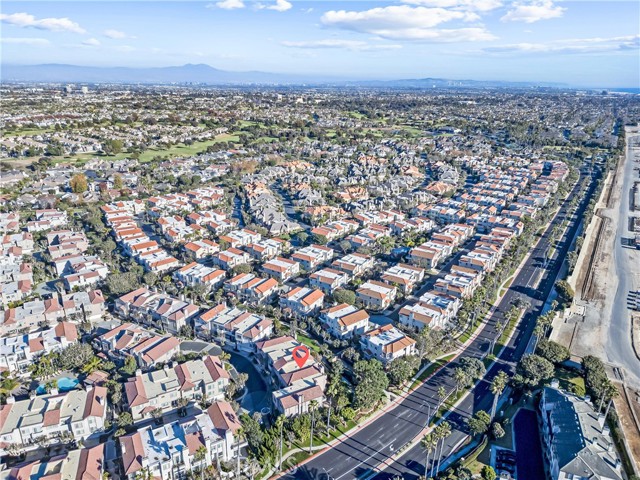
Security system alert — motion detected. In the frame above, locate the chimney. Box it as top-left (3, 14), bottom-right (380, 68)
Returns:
top-left (602, 425), bottom-right (610, 436)
top-left (135, 368), bottom-right (142, 376)
top-left (6, 396), bottom-right (15, 404)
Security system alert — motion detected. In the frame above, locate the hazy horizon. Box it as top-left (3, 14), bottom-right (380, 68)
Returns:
top-left (1, 1), bottom-right (639, 88)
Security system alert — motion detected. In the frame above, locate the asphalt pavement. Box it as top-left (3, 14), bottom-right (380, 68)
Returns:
top-left (279, 165), bottom-right (598, 480)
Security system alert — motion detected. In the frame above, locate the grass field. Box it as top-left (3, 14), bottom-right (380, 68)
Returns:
top-left (9, 133), bottom-right (242, 167)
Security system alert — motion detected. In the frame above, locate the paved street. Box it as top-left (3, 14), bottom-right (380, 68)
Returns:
top-left (605, 127), bottom-right (640, 386)
top-left (279, 166), bottom-right (598, 480)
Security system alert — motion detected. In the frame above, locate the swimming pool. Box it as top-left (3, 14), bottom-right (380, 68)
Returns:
top-left (36, 377), bottom-right (80, 394)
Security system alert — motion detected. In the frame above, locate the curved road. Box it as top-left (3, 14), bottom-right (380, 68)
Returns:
top-left (280, 164), bottom-right (599, 480)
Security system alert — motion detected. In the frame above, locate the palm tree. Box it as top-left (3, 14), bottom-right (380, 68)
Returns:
top-left (275, 414), bottom-right (285, 471)
top-left (533, 323), bottom-right (546, 351)
top-left (421, 433), bottom-right (437, 480)
top-left (437, 386), bottom-right (447, 408)
top-left (435, 421), bottom-right (452, 475)
top-left (308, 399), bottom-right (318, 453)
top-left (235, 427), bottom-right (245, 478)
top-left (602, 383), bottom-right (619, 421)
top-left (490, 371), bottom-right (509, 420)
top-left (194, 445), bottom-right (208, 480)
top-left (453, 367), bottom-right (468, 395)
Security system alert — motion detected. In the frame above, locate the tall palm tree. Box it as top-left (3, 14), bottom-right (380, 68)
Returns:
top-left (490, 371), bottom-right (509, 420)
top-left (453, 367), bottom-right (468, 395)
top-left (533, 323), bottom-right (546, 351)
top-left (235, 427), bottom-right (245, 478)
top-left (193, 445), bottom-right (207, 480)
top-left (308, 399), bottom-right (318, 453)
top-left (437, 386), bottom-right (447, 409)
top-left (602, 384), bottom-right (619, 421)
top-left (435, 421), bottom-right (451, 475)
top-left (421, 433), bottom-right (437, 480)
top-left (275, 414), bottom-right (285, 471)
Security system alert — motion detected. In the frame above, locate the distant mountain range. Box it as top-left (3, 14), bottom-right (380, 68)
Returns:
top-left (1, 63), bottom-right (568, 88)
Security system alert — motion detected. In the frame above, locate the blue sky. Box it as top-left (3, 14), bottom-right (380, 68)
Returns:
top-left (1, 1), bottom-right (638, 87)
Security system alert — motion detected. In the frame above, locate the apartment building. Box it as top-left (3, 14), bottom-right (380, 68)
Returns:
top-left (291, 244), bottom-right (334, 271)
top-left (1, 445), bottom-right (104, 480)
top-left (25, 209), bottom-right (68, 232)
top-left (0, 386), bottom-right (107, 454)
top-left (0, 260), bottom-right (32, 306)
top-left (356, 280), bottom-right (397, 311)
top-left (381, 264), bottom-right (425, 294)
top-left (124, 356), bottom-right (230, 421)
top-left (224, 273), bottom-right (280, 306)
top-left (120, 400), bottom-right (240, 480)
top-left (219, 228), bottom-right (262, 248)
top-left (0, 322), bottom-right (78, 375)
top-left (360, 324), bottom-right (417, 364)
top-left (183, 239), bottom-right (220, 259)
top-left (538, 385), bottom-right (623, 480)
top-left (331, 252), bottom-right (375, 278)
top-left (0, 290), bottom-right (106, 336)
top-left (1, 232), bottom-right (34, 256)
top-left (245, 238), bottom-right (289, 261)
top-left (262, 256), bottom-right (300, 282)
top-left (320, 303), bottom-right (370, 339)
top-left (408, 244), bottom-right (444, 270)
top-left (255, 336), bottom-right (326, 417)
top-left (309, 268), bottom-right (350, 293)
top-left (195, 304), bottom-right (273, 349)
top-left (279, 287), bottom-right (325, 318)
top-left (212, 248), bottom-right (251, 270)
top-left (114, 287), bottom-right (200, 335)
top-left (93, 323), bottom-right (181, 370)
top-left (173, 262), bottom-right (226, 291)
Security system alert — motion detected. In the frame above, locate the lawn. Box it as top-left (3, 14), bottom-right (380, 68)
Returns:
top-left (553, 367), bottom-right (586, 397)
top-left (295, 333), bottom-right (322, 354)
top-left (410, 355), bottom-right (455, 390)
top-left (43, 133), bottom-right (242, 165)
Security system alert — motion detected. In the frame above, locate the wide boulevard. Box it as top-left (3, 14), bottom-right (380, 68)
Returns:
top-left (280, 163), bottom-right (600, 480)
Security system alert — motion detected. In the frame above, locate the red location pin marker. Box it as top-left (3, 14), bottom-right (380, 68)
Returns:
top-left (292, 345), bottom-right (310, 369)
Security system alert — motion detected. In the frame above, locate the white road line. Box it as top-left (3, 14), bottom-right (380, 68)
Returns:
top-left (335, 439), bottom-right (398, 480)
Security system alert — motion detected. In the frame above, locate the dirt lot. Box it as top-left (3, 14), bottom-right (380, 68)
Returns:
top-left (613, 383), bottom-right (640, 475)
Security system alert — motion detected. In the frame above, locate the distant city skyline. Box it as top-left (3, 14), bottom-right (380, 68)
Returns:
top-left (1, 1), bottom-right (639, 87)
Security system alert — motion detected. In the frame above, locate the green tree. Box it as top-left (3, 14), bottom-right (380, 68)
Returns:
top-left (333, 288), bottom-right (356, 305)
top-left (536, 340), bottom-right (570, 365)
top-left (387, 356), bottom-right (419, 386)
top-left (514, 354), bottom-right (555, 387)
top-left (481, 465), bottom-right (497, 480)
top-left (490, 370), bottom-right (509, 420)
top-left (120, 355), bottom-right (138, 376)
top-left (70, 173), bottom-right (88, 193)
top-left (102, 139), bottom-right (124, 155)
top-left (113, 173), bottom-right (124, 190)
top-left (353, 359), bottom-right (389, 410)
top-left (466, 410), bottom-right (491, 436)
top-left (491, 422), bottom-right (505, 439)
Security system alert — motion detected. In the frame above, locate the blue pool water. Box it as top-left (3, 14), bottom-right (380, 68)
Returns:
top-left (36, 377), bottom-right (79, 394)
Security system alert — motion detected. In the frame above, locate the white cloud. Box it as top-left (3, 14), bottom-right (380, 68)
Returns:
top-left (266, 0), bottom-right (293, 11)
top-left (501, 1), bottom-right (565, 23)
top-left (483, 35), bottom-right (640, 55)
top-left (401, 0), bottom-right (502, 12)
top-left (208, 0), bottom-right (245, 10)
top-left (104, 29), bottom-right (132, 39)
top-left (0, 37), bottom-right (50, 45)
top-left (320, 6), bottom-right (495, 42)
top-left (82, 37), bottom-right (101, 46)
top-left (282, 39), bottom-right (401, 51)
top-left (0, 12), bottom-right (86, 33)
